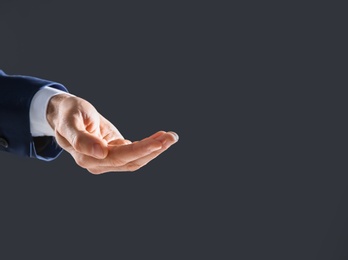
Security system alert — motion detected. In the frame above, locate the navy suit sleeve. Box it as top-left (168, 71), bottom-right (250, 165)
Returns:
top-left (0, 70), bottom-right (68, 161)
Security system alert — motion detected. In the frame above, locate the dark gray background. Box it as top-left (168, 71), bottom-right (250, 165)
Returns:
top-left (0, 1), bottom-right (347, 259)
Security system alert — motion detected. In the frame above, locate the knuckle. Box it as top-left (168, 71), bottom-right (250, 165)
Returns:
top-left (110, 157), bottom-right (126, 167)
top-left (126, 163), bottom-right (141, 172)
top-left (88, 168), bottom-right (103, 175)
top-left (74, 155), bottom-right (87, 168)
top-left (71, 133), bottom-right (80, 150)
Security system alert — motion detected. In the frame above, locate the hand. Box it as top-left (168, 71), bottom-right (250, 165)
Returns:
top-left (46, 94), bottom-right (179, 174)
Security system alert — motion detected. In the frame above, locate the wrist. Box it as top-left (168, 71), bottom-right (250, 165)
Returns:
top-left (46, 93), bottom-right (72, 131)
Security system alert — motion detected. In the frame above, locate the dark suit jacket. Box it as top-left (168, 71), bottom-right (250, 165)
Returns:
top-left (0, 70), bottom-right (68, 161)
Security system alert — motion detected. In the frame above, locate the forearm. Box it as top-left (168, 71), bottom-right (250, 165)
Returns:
top-left (0, 70), bottom-right (68, 160)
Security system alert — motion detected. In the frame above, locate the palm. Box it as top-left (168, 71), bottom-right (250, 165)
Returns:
top-left (51, 95), bottom-right (178, 174)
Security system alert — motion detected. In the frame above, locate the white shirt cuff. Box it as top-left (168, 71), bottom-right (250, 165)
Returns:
top-left (30, 86), bottom-right (72, 137)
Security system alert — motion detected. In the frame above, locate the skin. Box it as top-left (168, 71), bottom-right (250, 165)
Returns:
top-left (46, 94), bottom-right (179, 174)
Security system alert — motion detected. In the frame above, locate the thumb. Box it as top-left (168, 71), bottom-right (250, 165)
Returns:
top-left (58, 127), bottom-right (108, 159)
top-left (52, 95), bottom-right (108, 159)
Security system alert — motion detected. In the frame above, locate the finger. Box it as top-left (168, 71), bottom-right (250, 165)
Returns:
top-left (66, 136), bottom-right (163, 169)
top-left (140, 131), bottom-right (178, 144)
top-left (152, 131), bottom-right (179, 148)
top-left (145, 131), bottom-right (166, 140)
top-left (125, 131), bottom-right (165, 145)
top-left (107, 131), bottom-right (166, 146)
top-left (75, 132), bottom-right (178, 173)
top-left (92, 138), bottom-right (160, 167)
top-left (87, 165), bottom-right (136, 174)
top-left (86, 161), bottom-right (148, 174)
top-left (126, 132), bottom-right (178, 167)
top-left (108, 139), bottom-right (132, 146)
top-left (107, 132), bottom-right (177, 163)
top-left (86, 140), bottom-right (175, 174)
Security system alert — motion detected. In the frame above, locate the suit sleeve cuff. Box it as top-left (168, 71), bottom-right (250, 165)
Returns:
top-left (30, 86), bottom-right (73, 137)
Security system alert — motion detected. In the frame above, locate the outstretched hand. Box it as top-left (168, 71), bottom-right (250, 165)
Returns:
top-left (46, 94), bottom-right (178, 174)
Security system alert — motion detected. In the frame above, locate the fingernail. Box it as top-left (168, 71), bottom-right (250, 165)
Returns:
top-left (169, 132), bottom-right (179, 142)
top-left (93, 143), bottom-right (105, 159)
